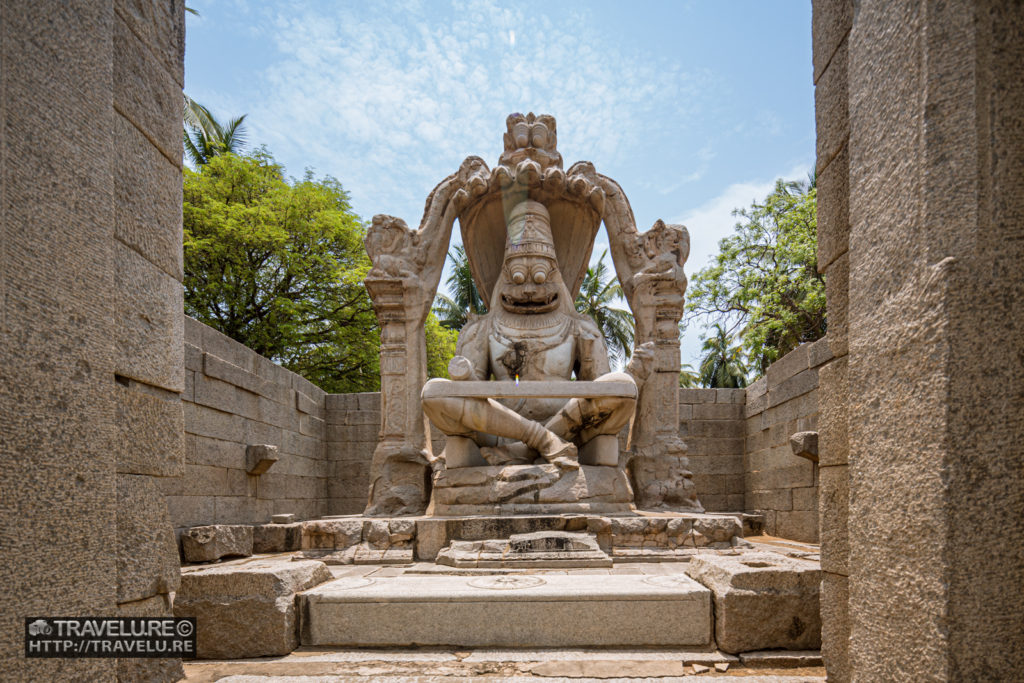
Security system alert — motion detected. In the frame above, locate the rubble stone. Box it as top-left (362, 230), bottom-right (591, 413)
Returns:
top-left (687, 552), bottom-right (821, 653)
top-left (174, 558), bottom-right (331, 658)
top-left (182, 524), bottom-right (253, 563)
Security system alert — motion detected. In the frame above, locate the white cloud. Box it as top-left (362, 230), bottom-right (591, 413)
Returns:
top-left (235, 0), bottom-right (708, 224)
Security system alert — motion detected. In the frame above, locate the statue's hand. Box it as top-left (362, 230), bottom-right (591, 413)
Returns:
top-left (448, 355), bottom-right (475, 381)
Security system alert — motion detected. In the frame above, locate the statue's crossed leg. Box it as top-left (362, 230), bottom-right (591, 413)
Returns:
top-left (423, 395), bottom-right (578, 469)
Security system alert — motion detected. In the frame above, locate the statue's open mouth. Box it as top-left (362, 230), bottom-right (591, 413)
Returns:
top-left (501, 292), bottom-right (559, 314)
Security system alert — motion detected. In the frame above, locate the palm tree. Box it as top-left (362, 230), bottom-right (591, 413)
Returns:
top-left (679, 363), bottom-right (700, 388)
top-left (183, 95), bottom-right (247, 166)
top-left (433, 245), bottom-right (487, 330)
top-left (698, 324), bottom-right (748, 388)
top-left (575, 250), bottom-right (634, 364)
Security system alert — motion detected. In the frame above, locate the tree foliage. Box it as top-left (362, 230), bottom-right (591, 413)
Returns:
top-left (685, 178), bottom-right (823, 376)
top-left (425, 314), bottom-right (458, 378)
top-left (183, 150), bottom-right (380, 392)
top-left (183, 96), bottom-right (248, 167)
top-left (574, 250), bottom-right (634, 365)
top-left (698, 324), bottom-right (748, 388)
top-left (433, 245), bottom-right (487, 331)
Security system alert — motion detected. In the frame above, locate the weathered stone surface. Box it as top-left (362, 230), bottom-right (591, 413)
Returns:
top-left (114, 382), bottom-right (184, 477)
top-left (175, 558), bottom-right (331, 658)
top-left (246, 443), bottom-right (279, 475)
top-left (431, 464), bottom-right (634, 516)
top-left (687, 552), bottom-right (821, 653)
top-left (113, 112), bottom-right (183, 280)
top-left (113, 240), bottom-right (185, 392)
top-left (253, 523), bottom-right (302, 553)
top-left (116, 474), bottom-right (179, 604)
top-left (739, 650), bottom-right (823, 668)
top-left (820, 571), bottom-right (849, 682)
top-left (182, 525), bottom-right (253, 563)
top-left (436, 531), bottom-right (612, 568)
top-left (302, 573), bottom-right (711, 647)
top-left (116, 593), bottom-right (183, 683)
top-left (112, 12), bottom-right (181, 164)
top-left (789, 431), bottom-right (819, 462)
top-left (301, 519), bottom-right (363, 550)
top-left (842, 2), bottom-right (1024, 679)
top-left (272, 513), bottom-right (296, 524)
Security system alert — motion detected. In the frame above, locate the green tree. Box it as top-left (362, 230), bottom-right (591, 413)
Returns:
top-left (685, 178), bottom-right (823, 376)
top-left (433, 245), bottom-right (487, 330)
top-left (698, 324), bottom-right (748, 388)
top-left (183, 96), bottom-right (248, 166)
top-left (679, 363), bottom-right (700, 388)
top-left (425, 314), bottom-right (458, 378)
top-left (574, 250), bottom-right (635, 365)
top-left (183, 149), bottom-right (380, 392)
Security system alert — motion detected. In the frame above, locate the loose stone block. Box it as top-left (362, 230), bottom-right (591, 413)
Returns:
top-left (687, 552), bottom-right (821, 654)
top-left (175, 558), bottom-right (331, 658)
top-left (181, 524), bottom-right (253, 563)
top-left (253, 523), bottom-right (302, 553)
top-left (301, 519), bottom-right (363, 550)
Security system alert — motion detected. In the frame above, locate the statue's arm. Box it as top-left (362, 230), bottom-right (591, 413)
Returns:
top-left (575, 317), bottom-right (612, 380)
top-left (454, 316), bottom-right (490, 380)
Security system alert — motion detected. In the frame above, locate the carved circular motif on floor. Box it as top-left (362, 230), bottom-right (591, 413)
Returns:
top-left (468, 575), bottom-right (546, 590)
top-left (329, 577), bottom-right (375, 590)
top-left (642, 575), bottom-right (692, 588)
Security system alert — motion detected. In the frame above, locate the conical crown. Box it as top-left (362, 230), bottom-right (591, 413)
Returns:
top-left (505, 200), bottom-right (556, 261)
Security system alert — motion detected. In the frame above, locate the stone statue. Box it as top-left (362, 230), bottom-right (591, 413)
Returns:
top-left (362, 112), bottom-right (703, 515)
top-left (421, 199), bottom-right (638, 471)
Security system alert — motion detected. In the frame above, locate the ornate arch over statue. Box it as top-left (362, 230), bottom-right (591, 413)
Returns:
top-left (362, 113), bottom-right (702, 516)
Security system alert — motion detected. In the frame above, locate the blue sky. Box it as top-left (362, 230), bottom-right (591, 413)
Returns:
top-left (185, 0), bottom-right (814, 369)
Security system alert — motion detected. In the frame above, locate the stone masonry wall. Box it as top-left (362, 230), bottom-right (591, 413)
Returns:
top-left (163, 317), bottom-right (329, 528)
top-left (679, 389), bottom-right (746, 512)
top-left (1, 2), bottom-right (186, 681)
top-left (812, 0), bottom-right (853, 678)
top-left (325, 392), bottom-right (382, 515)
top-left (743, 338), bottom-right (832, 542)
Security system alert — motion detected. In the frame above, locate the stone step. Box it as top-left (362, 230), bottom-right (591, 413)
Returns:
top-left (300, 573), bottom-right (711, 648)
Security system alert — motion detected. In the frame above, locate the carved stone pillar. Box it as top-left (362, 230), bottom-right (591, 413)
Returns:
top-left (599, 174), bottom-right (703, 512)
top-left (363, 273), bottom-right (433, 515)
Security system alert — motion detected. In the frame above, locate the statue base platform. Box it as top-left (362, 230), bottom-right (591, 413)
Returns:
top-left (428, 464), bottom-right (634, 516)
top-left (300, 571), bottom-right (711, 648)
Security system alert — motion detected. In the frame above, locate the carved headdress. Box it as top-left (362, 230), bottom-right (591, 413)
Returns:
top-left (505, 200), bottom-right (556, 261)
top-left (457, 113), bottom-right (603, 305)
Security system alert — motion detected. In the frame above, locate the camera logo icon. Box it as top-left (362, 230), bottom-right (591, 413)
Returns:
top-left (28, 619), bottom-right (52, 636)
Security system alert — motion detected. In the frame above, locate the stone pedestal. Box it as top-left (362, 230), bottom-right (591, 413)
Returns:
top-left (429, 464), bottom-right (634, 516)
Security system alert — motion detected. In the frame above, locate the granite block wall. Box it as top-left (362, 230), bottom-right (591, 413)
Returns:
top-left (164, 317), bottom-right (329, 528)
top-left (325, 392), bottom-right (382, 515)
top-left (812, 0), bottom-right (853, 676)
top-left (1, 2), bottom-right (186, 680)
top-left (679, 389), bottom-right (746, 512)
top-left (743, 338), bottom-right (832, 542)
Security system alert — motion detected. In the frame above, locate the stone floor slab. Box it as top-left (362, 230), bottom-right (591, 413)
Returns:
top-left (300, 572), bottom-right (711, 648)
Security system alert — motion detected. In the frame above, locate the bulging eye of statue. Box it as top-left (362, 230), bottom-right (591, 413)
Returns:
top-left (511, 270), bottom-right (526, 285)
top-left (532, 268), bottom-right (547, 284)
